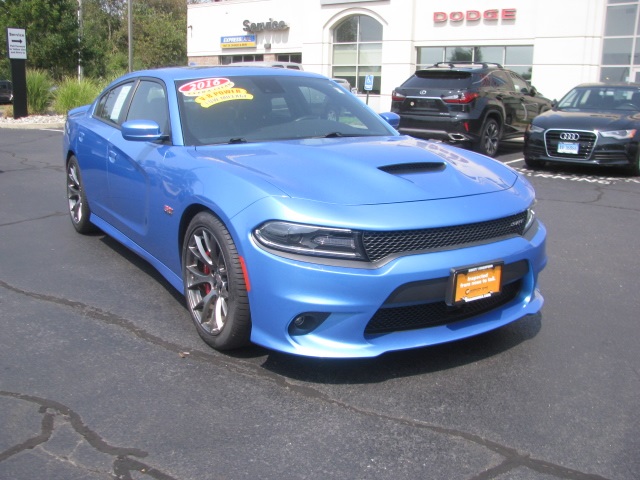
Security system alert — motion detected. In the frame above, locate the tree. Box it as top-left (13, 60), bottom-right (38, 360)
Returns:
top-left (1, 0), bottom-right (187, 81)
top-left (0, 0), bottom-right (81, 79)
top-left (131, 0), bottom-right (186, 70)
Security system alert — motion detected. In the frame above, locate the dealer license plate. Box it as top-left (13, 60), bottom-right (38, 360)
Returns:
top-left (558, 142), bottom-right (579, 154)
top-left (447, 262), bottom-right (503, 305)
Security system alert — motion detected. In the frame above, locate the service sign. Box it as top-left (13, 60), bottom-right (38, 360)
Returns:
top-left (6, 28), bottom-right (27, 60)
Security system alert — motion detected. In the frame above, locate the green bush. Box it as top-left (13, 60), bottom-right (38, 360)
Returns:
top-left (52, 77), bottom-right (102, 115)
top-left (26, 69), bottom-right (54, 115)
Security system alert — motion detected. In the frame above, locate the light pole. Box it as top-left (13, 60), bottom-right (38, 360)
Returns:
top-left (128, 0), bottom-right (133, 72)
top-left (77, 0), bottom-right (83, 79)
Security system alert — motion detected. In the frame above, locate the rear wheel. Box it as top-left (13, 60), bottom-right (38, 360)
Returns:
top-left (182, 212), bottom-right (251, 351)
top-left (473, 118), bottom-right (501, 157)
top-left (66, 156), bottom-right (97, 234)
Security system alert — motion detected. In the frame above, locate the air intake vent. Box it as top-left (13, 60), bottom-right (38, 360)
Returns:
top-left (379, 162), bottom-right (446, 175)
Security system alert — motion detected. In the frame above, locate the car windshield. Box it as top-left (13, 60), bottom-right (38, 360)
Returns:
top-left (175, 75), bottom-right (394, 146)
top-left (557, 86), bottom-right (640, 112)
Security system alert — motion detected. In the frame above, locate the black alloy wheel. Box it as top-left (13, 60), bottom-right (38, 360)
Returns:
top-left (66, 156), bottom-right (97, 234)
top-left (182, 212), bottom-right (251, 350)
top-left (474, 118), bottom-right (501, 157)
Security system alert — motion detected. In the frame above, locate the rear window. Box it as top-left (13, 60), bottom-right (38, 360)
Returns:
top-left (402, 70), bottom-right (472, 89)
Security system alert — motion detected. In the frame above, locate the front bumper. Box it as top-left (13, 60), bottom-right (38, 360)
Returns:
top-left (242, 220), bottom-right (547, 358)
top-left (524, 130), bottom-right (638, 168)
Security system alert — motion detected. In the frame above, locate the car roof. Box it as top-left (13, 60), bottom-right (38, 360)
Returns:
top-left (109, 66), bottom-right (323, 86)
top-left (571, 82), bottom-right (640, 88)
top-left (419, 61), bottom-right (505, 72)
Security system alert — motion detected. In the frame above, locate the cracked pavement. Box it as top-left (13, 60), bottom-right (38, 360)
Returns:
top-left (1, 128), bottom-right (638, 479)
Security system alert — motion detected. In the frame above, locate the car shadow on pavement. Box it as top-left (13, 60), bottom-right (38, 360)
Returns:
top-left (259, 313), bottom-right (542, 384)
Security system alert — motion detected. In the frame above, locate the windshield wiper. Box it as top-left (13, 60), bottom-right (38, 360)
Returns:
top-left (228, 137), bottom-right (248, 144)
top-left (323, 132), bottom-right (373, 138)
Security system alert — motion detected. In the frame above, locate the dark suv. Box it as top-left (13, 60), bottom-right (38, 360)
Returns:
top-left (0, 80), bottom-right (13, 104)
top-left (391, 62), bottom-right (552, 157)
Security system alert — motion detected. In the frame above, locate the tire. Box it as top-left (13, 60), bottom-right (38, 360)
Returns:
top-left (66, 156), bottom-right (97, 234)
top-left (473, 118), bottom-right (501, 157)
top-left (629, 153), bottom-right (640, 176)
top-left (182, 212), bottom-right (251, 350)
top-left (524, 157), bottom-right (545, 170)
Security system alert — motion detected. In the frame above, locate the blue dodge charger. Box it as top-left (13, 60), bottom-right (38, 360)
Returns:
top-left (63, 66), bottom-right (547, 357)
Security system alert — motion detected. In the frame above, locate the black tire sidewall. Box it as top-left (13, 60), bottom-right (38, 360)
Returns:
top-left (67, 156), bottom-right (96, 234)
top-left (476, 118), bottom-right (500, 157)
top-left (182, 212), bottom-right (251, 350)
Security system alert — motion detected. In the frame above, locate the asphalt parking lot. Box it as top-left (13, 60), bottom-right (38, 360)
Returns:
top-left (1, 126), bottom-right (639, 480)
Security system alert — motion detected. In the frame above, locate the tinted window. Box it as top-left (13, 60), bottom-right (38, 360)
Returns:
top-left (403, 71), bottom-right (472, 89)
top-left (126, 80), bottom-right (169, 134)
top-left (176, 75), bottom-right (393, 146)
top-left (95, 82), bottom-right (134, 125)
top-left (558, 87), bottom-right (640, 110)
top-left (510, 72), bottom-right (530, 93)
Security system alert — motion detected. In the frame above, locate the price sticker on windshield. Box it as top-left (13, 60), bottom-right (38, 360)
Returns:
top-left (178, 77), bottom-right (253, 108)
top-left (447, 262), bottom-right (503, 305)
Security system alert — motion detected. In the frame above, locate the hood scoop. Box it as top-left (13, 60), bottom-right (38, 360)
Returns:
top-left (379, 162), bottom-right (446, 175)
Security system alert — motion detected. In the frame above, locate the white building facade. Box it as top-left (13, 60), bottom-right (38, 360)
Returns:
top-left (187, 0), bottom-right (640, 111)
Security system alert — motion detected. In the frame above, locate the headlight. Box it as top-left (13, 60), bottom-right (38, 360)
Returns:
top-left (600, 129), bottom-right (636, 140)
top-left (253, 221), bottom-right (366, 260)
top-left (527, 124), bottom-right (545, 134)
top-left (525, 204), bottom-right (537, 232)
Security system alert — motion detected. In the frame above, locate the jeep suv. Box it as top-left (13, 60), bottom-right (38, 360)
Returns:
top-left (391, 62), bottom-right (552, 157)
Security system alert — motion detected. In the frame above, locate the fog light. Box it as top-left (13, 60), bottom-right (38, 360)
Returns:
top-left (288, 312), bottom-right (330, 336)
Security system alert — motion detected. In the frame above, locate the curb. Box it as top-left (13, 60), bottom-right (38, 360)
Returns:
top-left (0, 122), bottom-right (65, 129)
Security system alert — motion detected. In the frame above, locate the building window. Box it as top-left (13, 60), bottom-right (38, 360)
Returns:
top-left (417, 46), bottom-right (534, 80)
top-left (220, 54), bottom-right (264, 65)
top-left (601, 1), bottom-right (640, 82)
top-left (332, 15), bottom-right (382, 94)
top-left (277, 53), bottom-right (302, 64)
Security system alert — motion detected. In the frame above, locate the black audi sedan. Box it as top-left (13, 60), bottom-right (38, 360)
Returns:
top-left (524, 83), bottom-right (640, 175)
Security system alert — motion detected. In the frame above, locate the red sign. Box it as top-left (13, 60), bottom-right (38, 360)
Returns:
top-left (434, 9), bottom-right (516, 23)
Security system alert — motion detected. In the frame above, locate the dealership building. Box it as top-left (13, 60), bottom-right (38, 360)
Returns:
top-left (187, 0), bottom-right (640, 111)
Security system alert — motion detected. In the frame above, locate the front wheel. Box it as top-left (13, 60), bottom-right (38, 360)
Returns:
top-left (182, 212), bottom-right (251, 351)
top-left (66, 156), bottom-right (97, 234)
top-left (524, 157), bottom-right (545, 170)
top-left (629, 153), bottom-right (640, 176)
top-left (473, 118), bottom-right (501, 157)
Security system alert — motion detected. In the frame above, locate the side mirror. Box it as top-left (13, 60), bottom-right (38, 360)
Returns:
top-left (379, 112), bottom-right (400, 128)
top-left (529, 86), bottom-right (538, 97)
top-left (121, 120), bottom-right (165, 142)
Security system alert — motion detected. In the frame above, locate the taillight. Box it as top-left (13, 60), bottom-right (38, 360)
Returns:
top-left (391, 90), bottom-right (406, 102)
top-left (442, 92), bottom-right (479, 104)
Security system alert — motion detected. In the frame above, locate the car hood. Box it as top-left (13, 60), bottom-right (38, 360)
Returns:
top-left (534, 109), bottom-right (640, 129)
top-left (192, 136), bottom-right (516, 205)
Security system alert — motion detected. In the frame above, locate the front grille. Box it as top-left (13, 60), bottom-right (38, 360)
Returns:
top-left (545, 130), bottom-right (596, 160)
top-left (364, 281), bottom-right (521, 335)
top-left (362, 211), bottom-right (527, 262)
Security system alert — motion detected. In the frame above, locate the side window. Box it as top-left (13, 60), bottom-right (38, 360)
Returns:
top-left (126, 80), bottom-right (169, 134)
top-left (298, 86), bottom-right (329, 117)
top-left (94, 82), bottom-right (134, 125)
top-left (510, 72), bottom-right (530, 94)
top-left (491, 71), bottom-right (511, 90)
